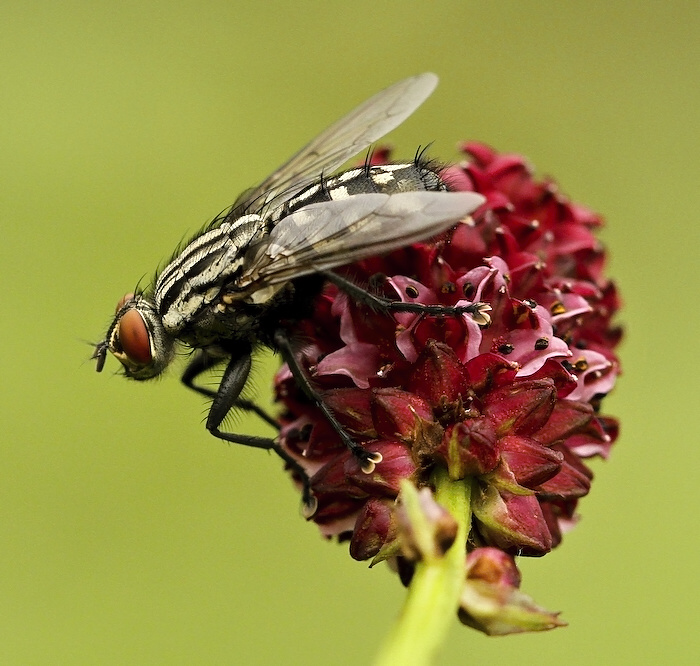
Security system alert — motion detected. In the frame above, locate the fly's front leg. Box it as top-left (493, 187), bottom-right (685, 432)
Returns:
top-left (205, 348), bottom-right (314, 509)
top-left (182, 349), bottom-right (278, 429)
top-left (273, 329), bottom-right (383, 473)
top-left (322, 270), bottom-right (491, 324)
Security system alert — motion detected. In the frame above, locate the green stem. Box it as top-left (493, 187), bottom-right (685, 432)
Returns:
top-left (374, 469), bottom-right (472, 666)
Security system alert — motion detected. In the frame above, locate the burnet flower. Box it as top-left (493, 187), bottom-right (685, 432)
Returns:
top-left (274, 141), bottom-right (621, 640)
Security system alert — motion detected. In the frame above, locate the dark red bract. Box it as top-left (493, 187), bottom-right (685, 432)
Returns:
top-left (274, 142), bottom-right (621, 561)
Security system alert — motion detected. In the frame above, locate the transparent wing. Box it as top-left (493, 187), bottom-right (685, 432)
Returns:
top-left (233, 73), bottom-right (439, 213)
top-left (237, 191), bottom-right (485, 298)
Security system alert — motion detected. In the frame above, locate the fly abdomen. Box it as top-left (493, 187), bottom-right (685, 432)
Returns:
top-left (274, 160), bottom-right (447, 221)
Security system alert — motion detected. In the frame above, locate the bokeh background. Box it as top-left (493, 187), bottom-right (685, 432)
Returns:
top-left (2, 2), bottom-right (698, 664)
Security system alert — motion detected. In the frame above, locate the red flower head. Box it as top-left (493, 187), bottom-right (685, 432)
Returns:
top-left (274, 142), bottom-right (621, 576)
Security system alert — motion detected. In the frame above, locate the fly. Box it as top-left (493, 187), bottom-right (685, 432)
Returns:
top-left (93, 73), bottom-right (488, 509)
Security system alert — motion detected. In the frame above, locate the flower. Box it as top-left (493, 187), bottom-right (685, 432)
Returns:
top-left (274, 142), bottom-right (621, 620)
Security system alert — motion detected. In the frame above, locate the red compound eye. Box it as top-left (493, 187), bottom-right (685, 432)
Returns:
top-left (118, 308), bottom-right (152, 365)
top-left (115, 292), bottom-right (135, 313)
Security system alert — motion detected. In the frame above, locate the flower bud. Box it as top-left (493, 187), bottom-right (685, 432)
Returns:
top-left (459, 547), bottom-right (566, 635)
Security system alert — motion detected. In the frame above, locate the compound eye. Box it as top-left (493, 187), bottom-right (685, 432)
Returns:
top-left (116, 292), bottom-right (135, 313)
top-left (118, 308), bottom-right (152, 365)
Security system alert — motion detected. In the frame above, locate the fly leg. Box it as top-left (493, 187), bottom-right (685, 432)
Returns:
top-left (182, 350), bottom-right (279, 429)
top-left (322, 270), bottom-right (491, 324)
top-left (273, 329), bottom-right (383, 473)
top-left (200, 347), bottom-right (314, 510)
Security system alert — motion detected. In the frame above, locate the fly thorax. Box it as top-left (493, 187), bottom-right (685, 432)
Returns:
top-left (176, 307), bottom-right (260, 348)
top-left (154, 213), bottom-right (266, 335)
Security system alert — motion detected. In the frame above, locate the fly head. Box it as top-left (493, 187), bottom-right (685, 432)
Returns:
top-left (94, 293), bottom-right (175, 380)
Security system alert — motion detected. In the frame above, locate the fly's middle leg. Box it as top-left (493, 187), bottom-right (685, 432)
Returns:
top-left (273, 328), bottom-right (383, 473)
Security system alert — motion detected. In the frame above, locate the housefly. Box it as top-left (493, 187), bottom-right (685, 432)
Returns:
top-left (93, 73), bottom-right (487, 506)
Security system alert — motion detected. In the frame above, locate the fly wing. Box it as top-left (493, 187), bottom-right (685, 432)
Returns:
top-left (238, 191), bottom-right (484, 298)
top-left (233, 73), bottom-right (439, 212)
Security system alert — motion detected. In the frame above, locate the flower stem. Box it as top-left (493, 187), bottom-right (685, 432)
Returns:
top-left (374, 469), bottom-right (472, 666)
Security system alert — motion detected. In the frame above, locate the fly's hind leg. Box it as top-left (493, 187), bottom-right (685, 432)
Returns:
top-left (322, 270), bottom-right (491, 324)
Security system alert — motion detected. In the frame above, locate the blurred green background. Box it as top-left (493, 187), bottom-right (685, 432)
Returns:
top-left (2, 1), bottom-right (698, 664)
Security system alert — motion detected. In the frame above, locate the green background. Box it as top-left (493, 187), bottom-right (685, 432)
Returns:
top-left (2, 2), bottom-right (698, 664)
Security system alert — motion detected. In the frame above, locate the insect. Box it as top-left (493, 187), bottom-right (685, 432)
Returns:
top-left (93, 73), bottom-right (487, 507)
